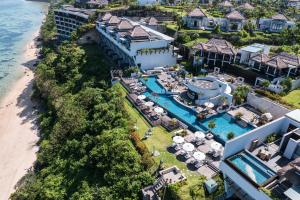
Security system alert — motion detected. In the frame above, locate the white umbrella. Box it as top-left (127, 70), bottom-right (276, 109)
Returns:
top-left (211, 142), bottom-right (222, 151)
top-left (138, 95), bottom-right (146, 100)
top-left (193, 151), bottom-right (206, 161)
top-left (154, 107), bottom-right (164, 114)
top-left (173, 136), bottom-right (184, 144)
top-left (145, 101), bottom-right (154, 107)
top-left (183, 143), bottom-right (195, 152)
top-left (194, 131), bottom-right (205, 139)
top-left (204, 102), bottom-right (214, 108)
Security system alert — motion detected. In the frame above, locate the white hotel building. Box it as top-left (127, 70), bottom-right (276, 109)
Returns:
top-left (220, 109), bottom-right (300, 200)
top-left (96, 13), bottom-right (178, 70)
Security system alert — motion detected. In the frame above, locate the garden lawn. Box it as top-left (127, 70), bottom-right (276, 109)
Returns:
top-left (116, 83), bottom-right (224, 200)
top-left (282, 89), bottom-right (300, 109)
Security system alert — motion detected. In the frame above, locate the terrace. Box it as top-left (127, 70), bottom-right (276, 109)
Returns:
top-left (116, 83), bottom-right (225, 199)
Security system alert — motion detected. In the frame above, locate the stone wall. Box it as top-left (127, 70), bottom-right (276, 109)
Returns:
top-left (246, 93), bottom-right (290, 119)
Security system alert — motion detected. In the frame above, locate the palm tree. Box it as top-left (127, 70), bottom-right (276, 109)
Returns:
top-left (208, 120), bottom-right (216, 133)
top-left (227, 132), bottom-right (235, 140)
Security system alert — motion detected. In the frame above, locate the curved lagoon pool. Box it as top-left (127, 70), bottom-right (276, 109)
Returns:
top-left (141, 76), bottom-right (254, 143)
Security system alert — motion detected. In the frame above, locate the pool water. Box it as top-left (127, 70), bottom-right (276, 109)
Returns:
top-left (141, 76), bottom-right (254, 143)
top-left (229, 152), bottom-right (276, 185)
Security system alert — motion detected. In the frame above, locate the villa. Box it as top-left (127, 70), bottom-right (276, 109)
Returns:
top-left (220, 10), bottom-right (246, 32)
top-left (220, 109), bottom-right (300, 200)
top-left (192, 38), bottom-right (237, 66)
top-left (54, 5), bottom-right (95, 38)
top-left (287, 0), bottom-right (300, 9)
top-left (184, 8), bottom-right (208, 30)
top-left (238, 43), bottom-right (270, 65)
top-left (249, 52), bottom-right (300, 77)
top-left (96, 13), bottom-right (178, 70)
top-left (138, 0), bottom-right (160, 6)
top-left (218, 0), bottom-right (234, 13)
top-left (258, 14), bottom-right (296, 33)
top-left (75, 0), bottom-right (108, 8)
top-left (237, 2), bottom-right (255, 11)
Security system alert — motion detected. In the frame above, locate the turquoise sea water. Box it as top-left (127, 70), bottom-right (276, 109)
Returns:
top-left (0, 0), bottom-right (48, 99)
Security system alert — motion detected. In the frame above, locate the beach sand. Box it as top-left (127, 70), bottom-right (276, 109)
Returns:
top-left (0, 34), bottom-right (40, 200)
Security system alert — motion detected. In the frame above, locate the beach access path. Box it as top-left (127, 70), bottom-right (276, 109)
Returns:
top-left (0, 38), bottom-right (40, 200)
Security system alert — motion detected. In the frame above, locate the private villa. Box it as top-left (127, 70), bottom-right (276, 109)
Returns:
top-left (54, 5), bottom-right (95, 38)
top-left (192, 38), bottom-right (237, 66)
top-left (96, 13), bottom-right (178, 70)
top-left (287, 0), bottom-right (300, 9)
top-left (238, 43), bottom-right (270, 65)
top-left (220, 109), bottom-right (300, 200)
top-left (249, 52), bottom-right (300, 78)
top-left (184, 8), bottom-right (210, 30)
top-left (258, 14), bottom-right (296, 33)
top-left (221, 10), bottom-right (245, 32)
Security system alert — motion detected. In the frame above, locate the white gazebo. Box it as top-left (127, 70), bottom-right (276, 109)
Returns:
top-left (138, 95), bottom-right (146, 100)
top-left (145, 101), bottom-right (154, 107)
top-left (193, 151), bottom-right (206, 161)
top-left (173, 136), bottom-right (184, 144)
top-left (211, 141), bottom-right (222, 152)
top-left (154, 107), bottom-right (164, 114)
top-left (183, 143), bottom-right (195, 152)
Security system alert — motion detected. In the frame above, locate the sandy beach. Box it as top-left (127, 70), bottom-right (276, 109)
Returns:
top-left (0, 35), bottom-right (40, 200)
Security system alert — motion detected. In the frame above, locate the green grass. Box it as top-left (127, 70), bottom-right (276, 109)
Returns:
top-left (115, 83), bottom-right (224, 199)
top-left (282, 89), bottom-right (300, 109)
top-left (184, 37), bottom-right (209, 48)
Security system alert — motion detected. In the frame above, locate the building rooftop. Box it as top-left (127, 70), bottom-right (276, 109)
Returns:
top-left (225, 10), bottom-right (245, 20)
top-left (193, 38), bottom-right (237, 55)
top-left (238, 3), bottom-right (255, 10)
top-left (55, 5), bottom-right (95, 19)
top-left (285, 109), bottom-right (300, 123)
top-left (240, 44), bottom-right (268, 53)
top-left (188, 8), bottom-right (206, 17)
top-left (218, 0), bottom-right (233, 7)
top-left (271, 13), bottom-right (288, 20)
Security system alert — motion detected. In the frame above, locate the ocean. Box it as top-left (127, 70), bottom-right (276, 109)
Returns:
top-left (0, 0), bottom-right (48, 100)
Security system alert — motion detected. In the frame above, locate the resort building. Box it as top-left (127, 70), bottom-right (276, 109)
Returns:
top-left (96, 13), bottom-right (178, 70)
top-left (218, 1), bottom-right (234, 12)
top-left (249, 52), bottom-right (300, 77)
top-left (75, 0), bottom-right (108, 8)
top-left (220, 109), bottom-right (300, 200)
top-left (186, 76), bottom-right (233, 105)
top-left (287, 0), bottom-right (300, 9)
top-left (184, 8), bottom-right (208, 29)
top-left (258, 14), bottom-right (295, 33)
top-left (221, 10), bottom-right (246, 32)
top-left (238, 43), bottom-right (270, 65)
top-left (54, 5), bottom-right (95, 38)
top-left (192, 38), bottom-right (237, 66)
top-left (237, 2), bottom-right (255, 11)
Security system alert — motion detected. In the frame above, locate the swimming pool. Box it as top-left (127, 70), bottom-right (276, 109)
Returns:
top-left (228, 151), bottom-right (276, 185)
top-left (140, 76), bottom-right (254, 143)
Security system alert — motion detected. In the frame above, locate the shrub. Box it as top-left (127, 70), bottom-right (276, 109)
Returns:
top-left (266, 133), bottom-right (279, 144)
top-left (227, 132), bottom-right (235, 140)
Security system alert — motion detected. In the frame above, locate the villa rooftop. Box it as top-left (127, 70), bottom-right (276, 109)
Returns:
top-left (218, 0), bottom-right (233, 7)
top-left (188, 8), bottom-right (206, 17)
top-left (238, 3), bottom-right (255, 10)
top-left (193, 39), bottom-right (237, 55)
top-left (271, 13), bottom-right (288, 20)
top-left (225, 11), bottom-right (245, 20)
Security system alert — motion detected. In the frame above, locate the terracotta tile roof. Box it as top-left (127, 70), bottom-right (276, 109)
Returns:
top-left (108, 16), bottom-right (121, 25)
top-left (271, 14), bottom-right (288, 20)
top-left (117, 19), bottom-right (134, 31)
top-left (145, 17), bottom-right (158, 25)
top-left (252, 52), bottom-right (300, 69)
top-left (250, 53), bottom-right (270, 63)
top-left (238, 3), bottom-right (254, 10)
top-left (225, 10), bottom-right (245, 20)
top-left (101, 12), bottom-right (112, 21)
top-left (188, 8), bottom-right (206, 17)
top-left (130, 25), bottom-right (150, 39)
top-left (218, 0), bottom-right (233, 7)
top-left (193, 38), bottom-right (237, 55)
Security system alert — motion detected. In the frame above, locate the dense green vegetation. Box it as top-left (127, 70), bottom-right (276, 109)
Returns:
top-left (11, 4), bottom-right (153, 200)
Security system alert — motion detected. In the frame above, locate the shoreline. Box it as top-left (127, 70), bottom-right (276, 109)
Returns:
top-left (0, 31), bottom-right (41, 199)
